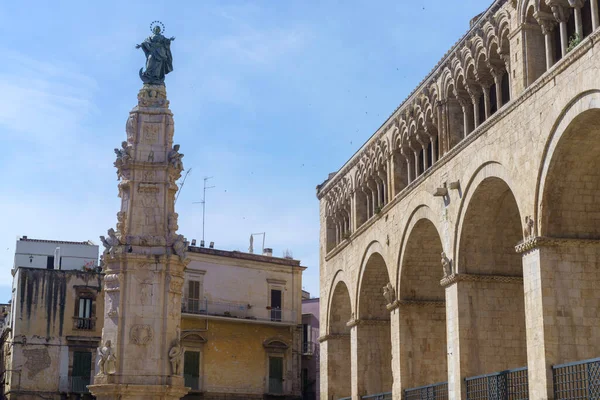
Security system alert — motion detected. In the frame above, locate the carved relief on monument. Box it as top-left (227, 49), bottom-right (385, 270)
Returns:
top-left (116, 211), bottom-right (127, 237)
top-left (126, 113), bottom-right (138, 142)
top-left (142, 122), bottom-right (160, 144)
top-left (23, 348), bottom-right (51, 378)
top-left (166, 115), bottom-right (174, 142)
top-left (135, 271), bottom-right (155, 305)
top-left (130, 324), bottom-right (154, 345)
top-left (106, 291), bottom-right (119, 318)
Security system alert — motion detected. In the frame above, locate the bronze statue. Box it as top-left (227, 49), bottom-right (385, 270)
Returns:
top-left (136, 21), bottom-right (175, 85)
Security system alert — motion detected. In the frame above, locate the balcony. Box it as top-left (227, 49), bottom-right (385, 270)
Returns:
top-left (73, 317), bottom-right (95, 330)
top-left (302, 341), bottom-right (317, 357)
top-left (182, 298), bottom-right (297, 324)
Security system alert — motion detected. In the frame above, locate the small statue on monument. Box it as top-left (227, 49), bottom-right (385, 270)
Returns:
top-left (100, 228), bottom-right (120, 258)
top-left (441, 252), bottom-right (452, 278)
top-left (382, 282), bottom-right (396, 305)
top-left (98, 340), bottom-right (117, 375)
top-left (136, 21), bottom-right (175, 85)
top-left (168, 144), bottom-right (184, 172)
top-left (168, 339), bottom-right (184, 375)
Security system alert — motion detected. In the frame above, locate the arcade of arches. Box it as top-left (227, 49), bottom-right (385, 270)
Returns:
top-left (318, 1), bottom-right (600, 399)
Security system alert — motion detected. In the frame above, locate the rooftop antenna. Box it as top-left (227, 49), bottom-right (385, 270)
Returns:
top-left (249, 232), bottom-right (265, 254)
top-left (193, 177), bottom-right (215, 242)
top-left (174, 168), bottom-right (192, 204)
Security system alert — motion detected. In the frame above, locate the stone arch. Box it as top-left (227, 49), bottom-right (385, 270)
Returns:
top-left (536, 90), bottom-right (600, 238)
top-left (453, 162), bottom-right (527, 380)
top-left (355, 240), bottom-right (388, 316)
top-left (530, 90), bottom-right (600, 369)
top-left (355, 241), bottom-right (393, 396)
top-left (325, 270), bottom-right (354, 335)
top-left (324, 277), bottom-right (352, 399)
top-left (454, 161), bottom-right (523, 273)
top-left (396, 205), bottom-right (447, 390)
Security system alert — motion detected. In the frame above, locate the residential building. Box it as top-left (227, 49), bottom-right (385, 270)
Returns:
top-left (181, 245), bottom-right (305, 400)
top-left (0, 237), bottom-right (102, 400)
top-left (301, 293), bottom-right (319, 400)
top-left (317, 0), bottom-right (600, 399)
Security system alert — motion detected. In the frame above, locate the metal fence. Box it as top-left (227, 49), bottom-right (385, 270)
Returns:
top-left (553, 357), bottom-right (600, 399)
top-left (404, 381), bottom-right (448, 400)
top-left (182, 298), bottom-right (296, 324)
top-left (465, 367), bottom-right (528, 400)
top-left (362, 392), bottom-right (393, 400)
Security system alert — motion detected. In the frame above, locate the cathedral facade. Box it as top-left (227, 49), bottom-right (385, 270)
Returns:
top-left (316, 1), bottom-right (600, 399)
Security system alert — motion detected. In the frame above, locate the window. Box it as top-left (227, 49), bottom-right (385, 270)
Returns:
top-left (268, 356), bottom-right (284, 394)
top-left (183, 351), bottom-right (200, 390)
top-left (187, 280), bottom-right (202, 313)
top-left (270, 289), bottom-right (282, 321)
top-left (302, 323), bottom-right (311, 354)
top-left (71, 352), bottom-right (92, 393)
top-left (76, 297), bottom-right (93, 330)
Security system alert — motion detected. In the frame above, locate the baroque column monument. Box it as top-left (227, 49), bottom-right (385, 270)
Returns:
top-left (89, 21), bottom-right (189, 400)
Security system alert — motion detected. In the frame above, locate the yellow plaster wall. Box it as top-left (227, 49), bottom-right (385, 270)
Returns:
top-left (182, 317), bottom-right (297, 395)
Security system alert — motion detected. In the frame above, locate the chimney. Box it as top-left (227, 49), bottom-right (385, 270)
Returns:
top-left (263, 248), bottom-right (273, 257)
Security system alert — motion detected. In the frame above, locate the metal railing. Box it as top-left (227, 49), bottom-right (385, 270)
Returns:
top-left (71, 376), bottom-right (90, 393)
top-left (182, 298), bottom-right (297, 324)
top-left (553, 357), bottom-right (600, 399)
top-left (302, 341), bottom-right (317, 355)
top-left (362, 392), bottom-right (392, 400)
top-left (73, 317), bottom-right (95, 330)
top-left (465, 367), bottom-right (528, 400)
top-left (404, 381), bottom-right (448, 400)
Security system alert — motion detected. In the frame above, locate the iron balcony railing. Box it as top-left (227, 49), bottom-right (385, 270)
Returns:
top-left (182, 298), bottom-right (297, 324)
top-left (73, 317), bottom-right (95, 330)
top-left (465, 367), bottom-right (528, 400)
top-left (302, 341), bottom-right (317, 356)
top-left (71, 376), bottom-right (90, 393)
top-left (553, 356), bottom-right (600, 399)
top-left (404, 381), bottom-right (448, 400)
top-left (362, 392), bottom-right (392, 400)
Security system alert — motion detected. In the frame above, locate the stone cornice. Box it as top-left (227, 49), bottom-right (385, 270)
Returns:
top-left (346, 318), bottom-right (390, 328)
top-left (397, 299), bottom-right (445, 308)
top-left (318, 333), bottom-right (350, 343)
top-left (440, 273), bottom-right (523, 287)
top-left (515, 236), bottom-right (600, 254)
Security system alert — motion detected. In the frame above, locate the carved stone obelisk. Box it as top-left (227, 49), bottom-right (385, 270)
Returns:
top-left (89, 22), bottom-right (188, 400)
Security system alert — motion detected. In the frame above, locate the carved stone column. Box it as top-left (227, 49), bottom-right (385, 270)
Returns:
top-left (569, 0), bottom-right (584, 38)
top-left (536, 12), bottom-right (557, 70)
top-left (550, 3), bottom-right (570, 57)
top-left (89, 85), bottom-right (189, 400)
top-left (591, 0), bottom-right (600, 30)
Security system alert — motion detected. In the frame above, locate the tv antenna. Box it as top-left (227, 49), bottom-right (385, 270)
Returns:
top-left (193, 176), bottom-right (215, 242)
top-left (174, 168), bottom-right (192, 204)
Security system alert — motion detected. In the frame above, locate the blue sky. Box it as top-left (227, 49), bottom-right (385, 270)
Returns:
top-left (0, 1), bottom-right (487, 302)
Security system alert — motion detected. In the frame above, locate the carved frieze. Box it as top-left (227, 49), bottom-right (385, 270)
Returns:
top-left (130, 324), bottom-right (154, 345)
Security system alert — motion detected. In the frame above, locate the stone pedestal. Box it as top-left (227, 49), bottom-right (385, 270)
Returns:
top-left (89, 84), bottom-right (189, 400)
